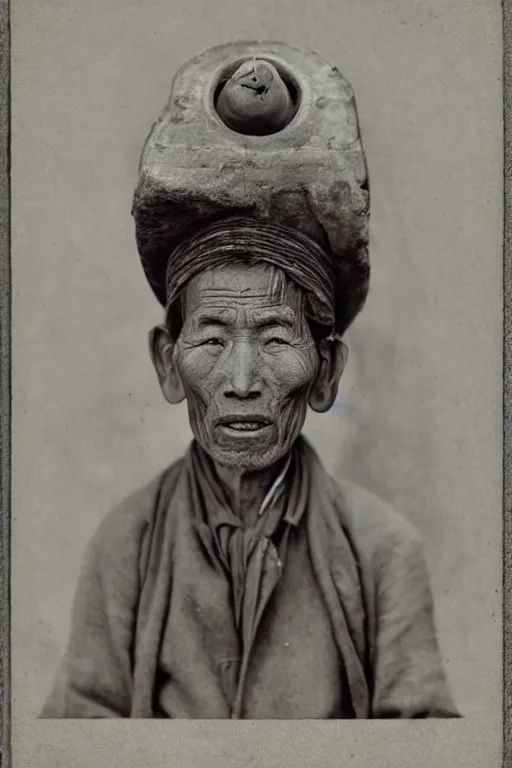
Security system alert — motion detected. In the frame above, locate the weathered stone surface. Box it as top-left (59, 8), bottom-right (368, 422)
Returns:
top-left (132, 41), bottom-right (370, 332)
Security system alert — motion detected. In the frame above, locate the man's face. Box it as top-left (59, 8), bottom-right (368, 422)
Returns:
top-left (173, 262), bottom-right (320, 471)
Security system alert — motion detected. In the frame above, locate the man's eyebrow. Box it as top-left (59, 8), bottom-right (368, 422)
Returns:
top-left (195, 312), bottom-right (233, 327)
top-left (252, 310), bottom-right (297, 329)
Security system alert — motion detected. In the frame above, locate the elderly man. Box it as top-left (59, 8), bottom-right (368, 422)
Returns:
top-left (42, 43), bottom-right (459, 719)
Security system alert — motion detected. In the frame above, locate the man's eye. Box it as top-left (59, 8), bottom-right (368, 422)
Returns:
top-left (265, 337), bottom-right (288, 346)
top-left (204, 338), bottom-right (224, 347)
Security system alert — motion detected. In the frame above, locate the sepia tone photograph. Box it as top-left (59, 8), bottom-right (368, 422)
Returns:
top-left (38, 39), bottom-right (463, 722)
top-left (7, 0), bottom-right (504, 765)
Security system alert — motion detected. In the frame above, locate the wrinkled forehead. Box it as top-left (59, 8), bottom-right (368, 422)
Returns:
top-left (182, 261), bottom-right (304, 314)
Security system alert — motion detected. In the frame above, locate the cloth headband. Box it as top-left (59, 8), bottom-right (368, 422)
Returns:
top-left (164, 216), bottom-right (336, 329)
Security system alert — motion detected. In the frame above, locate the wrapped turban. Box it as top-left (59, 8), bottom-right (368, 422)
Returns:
top-left (164, 216), bottom-right (336, 330)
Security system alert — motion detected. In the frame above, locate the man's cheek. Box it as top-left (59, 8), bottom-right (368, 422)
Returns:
top-left (184, 384), bottom-right (211, 422)
top-left (178, 355), bottom-right (218, 404)
top-left (277, 400), bottom-right (308, 448)
top-left (267, 352), bottom-right (317, 394)
top-left (178, 349), bottom-right (218, 382)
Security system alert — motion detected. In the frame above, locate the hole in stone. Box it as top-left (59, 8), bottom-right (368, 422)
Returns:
top-left (213, 58), bottom-right (301, 136)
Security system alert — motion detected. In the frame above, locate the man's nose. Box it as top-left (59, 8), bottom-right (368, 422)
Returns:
top-left (222, 340), bottom-right (261, 400)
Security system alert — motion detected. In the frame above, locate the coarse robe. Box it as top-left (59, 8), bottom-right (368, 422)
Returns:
top-left (41, 437), bottom-right (460, 719)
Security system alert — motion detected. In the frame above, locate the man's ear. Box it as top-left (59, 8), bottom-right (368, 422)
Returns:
top-left (308, 338), bottom-right (348, 414)
top-left (148, 325), bottom-right (186, 405)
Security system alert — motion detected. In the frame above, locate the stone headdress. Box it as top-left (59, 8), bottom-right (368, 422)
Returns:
top-left (132, 41), bottom-right (370, 336)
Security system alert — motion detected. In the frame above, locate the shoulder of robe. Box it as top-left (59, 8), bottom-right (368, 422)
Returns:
top-left (84, 458), bottom-right (185, 575)
top-left (326, 475), bottom-right (425, 568)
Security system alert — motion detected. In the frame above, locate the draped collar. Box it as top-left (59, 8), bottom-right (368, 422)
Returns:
top-left (189, 441), bottom-right (302, 544)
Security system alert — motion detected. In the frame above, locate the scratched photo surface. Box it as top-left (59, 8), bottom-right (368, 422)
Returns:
top-left (11, 0), bottom-right (502, 765)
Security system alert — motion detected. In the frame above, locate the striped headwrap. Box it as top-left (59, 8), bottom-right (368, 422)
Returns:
top-left (165, 216), bottom-right (336, 330)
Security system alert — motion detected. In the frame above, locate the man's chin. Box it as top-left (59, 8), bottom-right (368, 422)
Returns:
top-left (208, 444), bottom-right (287, 473)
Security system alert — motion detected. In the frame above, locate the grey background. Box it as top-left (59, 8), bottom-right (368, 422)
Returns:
top-left (10, 0), bottom-right (502, 765)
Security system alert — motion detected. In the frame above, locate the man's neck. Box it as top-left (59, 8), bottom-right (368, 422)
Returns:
top-left (213, 456), bottom-right (288, 526)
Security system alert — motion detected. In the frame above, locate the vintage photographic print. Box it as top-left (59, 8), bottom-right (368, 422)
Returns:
top-left (40, 41), bottom-right (463, 722)
top-left (3, 0), bottom-right (505, 765)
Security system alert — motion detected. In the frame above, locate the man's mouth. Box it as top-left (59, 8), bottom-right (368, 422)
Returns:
top-left (216, 416), bottom-right (272, 433)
